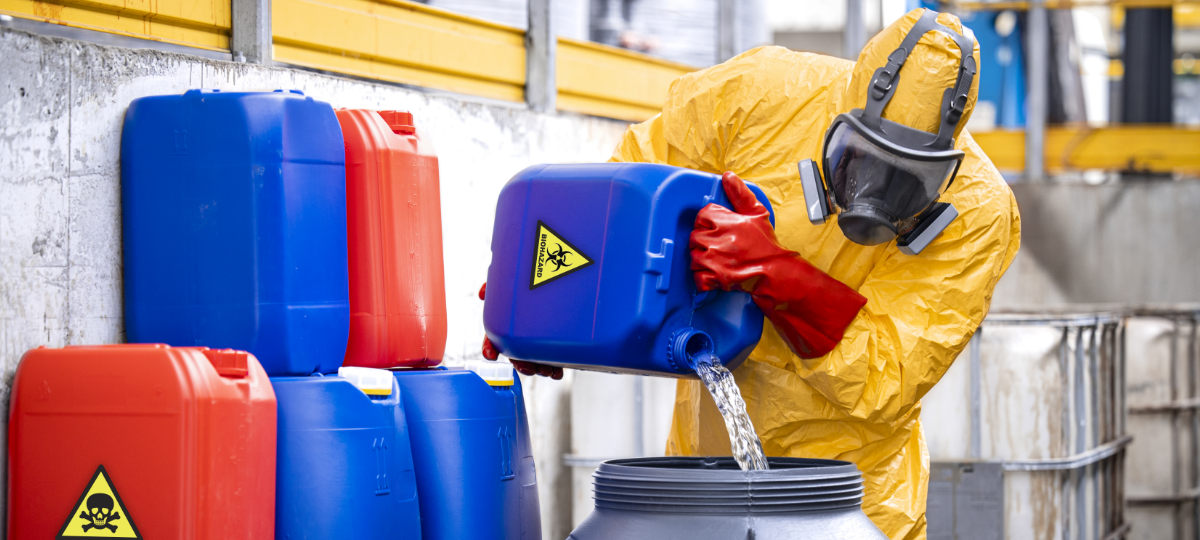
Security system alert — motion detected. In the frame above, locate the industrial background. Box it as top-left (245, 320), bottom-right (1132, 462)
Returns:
top-left (1, 0), bottom-right (1199, 538)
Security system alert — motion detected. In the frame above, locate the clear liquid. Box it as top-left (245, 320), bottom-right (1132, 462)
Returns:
top-left (694, 354), bottom-right (769, 471)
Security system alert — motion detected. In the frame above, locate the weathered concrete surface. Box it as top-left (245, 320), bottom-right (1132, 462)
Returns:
top-left (992, 181), bottom-right (1200, 309)
top-left (0, 26), bottom-right (628, 539)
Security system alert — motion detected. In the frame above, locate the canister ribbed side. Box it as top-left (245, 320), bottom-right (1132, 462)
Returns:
top-left (592, 457), bottom-right (866, 515)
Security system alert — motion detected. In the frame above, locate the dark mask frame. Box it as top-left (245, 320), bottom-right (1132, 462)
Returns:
top-left (799, 8), bottom-right (977, 255)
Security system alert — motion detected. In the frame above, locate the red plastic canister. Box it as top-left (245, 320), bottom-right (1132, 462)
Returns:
top-left (337, 109), bottom-right (447, 368)
top-left (7, 344), bottom-right (276, 540)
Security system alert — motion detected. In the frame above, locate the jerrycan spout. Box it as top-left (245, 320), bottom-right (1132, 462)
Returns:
top-left (669, 328), bottom-right (715, 371)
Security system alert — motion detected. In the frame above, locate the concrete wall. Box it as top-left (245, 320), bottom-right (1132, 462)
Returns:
top-left (0, 26), bottom-right (628, 539)
top-left (992, 181), bottom-right (1200, 309)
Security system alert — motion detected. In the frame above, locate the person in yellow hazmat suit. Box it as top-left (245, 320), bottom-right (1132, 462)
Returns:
top-left (482, 7), bottom-right (1020, 539)
top-left (607, 8), bottom-right (1021, 539)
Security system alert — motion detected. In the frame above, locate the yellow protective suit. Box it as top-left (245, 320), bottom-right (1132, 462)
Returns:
top-left (609, 9), bottom-right (1021, 540)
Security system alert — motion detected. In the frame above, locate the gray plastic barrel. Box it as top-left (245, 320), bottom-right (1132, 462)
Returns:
top-left (567, 457), bottom-right (887, 539)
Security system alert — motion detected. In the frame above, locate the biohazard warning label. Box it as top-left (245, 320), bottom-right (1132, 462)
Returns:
top-left (57, 465), bottom-right (142, 539)
top-left (530, 221), bottom-right (593, 289)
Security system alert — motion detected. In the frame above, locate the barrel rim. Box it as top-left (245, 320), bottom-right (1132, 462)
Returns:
top-left (593, 487), bottom-right (866, 501)
top-left (591, 457), bottom-right (867, 515)
top-left (592, 497), bottom-right (866, 515)
top-left (598, 456), bottom-right (861, 480)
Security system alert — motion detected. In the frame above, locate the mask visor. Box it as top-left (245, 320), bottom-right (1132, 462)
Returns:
top-left (823, 120), bottom-right (961, 227)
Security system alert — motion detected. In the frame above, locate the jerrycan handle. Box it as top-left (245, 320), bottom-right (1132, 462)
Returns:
top-left (645, 238), bottom-right (674, 293)
top-left (646, 175), bottom-right (773, 300)
top-left (202, 348), bottom-right (249, 378)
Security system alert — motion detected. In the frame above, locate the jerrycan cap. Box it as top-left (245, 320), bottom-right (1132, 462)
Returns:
top-left (667, 328), bottom-right (715, 371)
top-left (377, 110), bottom-right (416, 135)
top-left (465, 360), bottom-right (515, 387)
top-left (202, 348), bottom-right (249, 378)
top-left (337, 366), bottom-right (393, 396)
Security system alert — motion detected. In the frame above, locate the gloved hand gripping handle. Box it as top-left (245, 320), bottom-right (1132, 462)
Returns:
top-left (690, 172), bottom-right (868, 359)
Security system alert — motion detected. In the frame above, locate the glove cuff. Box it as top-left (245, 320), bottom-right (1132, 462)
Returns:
top-left (749, 255), bottom-right (867, 359)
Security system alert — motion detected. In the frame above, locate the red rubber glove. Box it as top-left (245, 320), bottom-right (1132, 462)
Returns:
top-left (690, 172), bottom-right (868, 359)
top-left (479, 283), bottom-right (564, 380)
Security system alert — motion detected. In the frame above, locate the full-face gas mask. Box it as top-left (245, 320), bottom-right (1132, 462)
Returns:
top-left (800, 9), bottom-right (977, 255)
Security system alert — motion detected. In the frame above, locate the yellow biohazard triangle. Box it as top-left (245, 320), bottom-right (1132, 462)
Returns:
top-left (57, 465), bottom-right (142, 539)
top-left (530, 220), bottom-right (593, 289)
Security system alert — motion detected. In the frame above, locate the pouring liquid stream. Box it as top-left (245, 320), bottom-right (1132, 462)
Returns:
top-left (693, 353), bottom-right (769, 471)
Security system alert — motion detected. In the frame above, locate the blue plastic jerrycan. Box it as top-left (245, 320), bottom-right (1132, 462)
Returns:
top-left (273, 367), bottom-right (422, 540)
top-left (392, 363), bottom-right (541, 540)
top-left (483, 163), bottom-right (775, 377)
top-left (121, 89), bottom-right (350, 376)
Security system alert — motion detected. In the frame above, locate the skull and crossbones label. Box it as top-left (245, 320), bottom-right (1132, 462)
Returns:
top-left (56, 465), bottom-right (142, 539)
top-left (79, 493), bottom-right (121, 533)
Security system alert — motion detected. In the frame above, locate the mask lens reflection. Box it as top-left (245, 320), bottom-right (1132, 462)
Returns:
top-left (823, 122), bottom-right (957, 225)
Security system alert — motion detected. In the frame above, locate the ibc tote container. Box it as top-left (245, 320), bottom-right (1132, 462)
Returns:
top-left (921, 312), bottom-right (1129, 540)
top-left (336, 109), bottom-right (447, 368)
top-left (1123, 306), bottom-right (1200, 540)
top-left (121, 89), bottom-right (350, 376)
top-left (7, 344), bottom-right (276, 540)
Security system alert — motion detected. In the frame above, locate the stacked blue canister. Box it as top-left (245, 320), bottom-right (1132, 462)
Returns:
top-left (120, 89), bottom-right (540, 540)
top-left (394, 363), bottom-right (541, 540)
top-left (121, 89), bottom-right (350, 376)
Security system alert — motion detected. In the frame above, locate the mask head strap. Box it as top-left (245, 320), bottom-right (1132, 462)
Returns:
top-left (861, 9), bottom-right (978, 150)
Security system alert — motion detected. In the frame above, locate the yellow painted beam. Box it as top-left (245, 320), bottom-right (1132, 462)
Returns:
top-left (2, 0), bottom-right (698, 121)
top-left (1108, 4), bottom-right (1200, 27)
top-left (556, 36), bottom-right (695, 122)
top-left (972, 126), bottom-right (1200, 173)
top-left (1175, 57), bottom-right (1200, 74)
top-left (0, 0), bottom-right (231, 51)
top-left (1109, 59), bottom-right (1124, 78)
top-left (272, 0), bottom-right (527, 103)
top-left (1179, 4), bottom-right (1200, 25)
top-left (952, 0), bottom-right (1200, 10)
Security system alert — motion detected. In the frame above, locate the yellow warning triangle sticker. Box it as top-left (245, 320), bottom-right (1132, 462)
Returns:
top-left (57, 465), bottom-right (143, 539)
top-left (530, 220), bottom-right (594, 289)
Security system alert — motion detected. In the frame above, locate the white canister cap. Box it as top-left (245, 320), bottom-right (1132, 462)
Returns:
top-left (465, 360), bottom-right (515, 387)
top-left (337, 366), bottom-right (393, 396)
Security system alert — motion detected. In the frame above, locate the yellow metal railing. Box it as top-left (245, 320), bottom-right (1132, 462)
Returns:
top-left (972, 126), bottom-right (1200, 173)
top-left (272, 0), bottom-right (527, 102)
top-left (952, 1), bottom-right (1200, 9)
top-left (556, 37), bottom-right (693, 122)
top-left (0, 0), bottom-right (232, 51)
top-left (271, 0), bottom-right (693, 121)
top-left (2, 0), bottom-right (695, 121)
top-left (1114, 57), bottom-right (1200, 76)
top-left (1179, 3), bottom-right (1200, 25)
